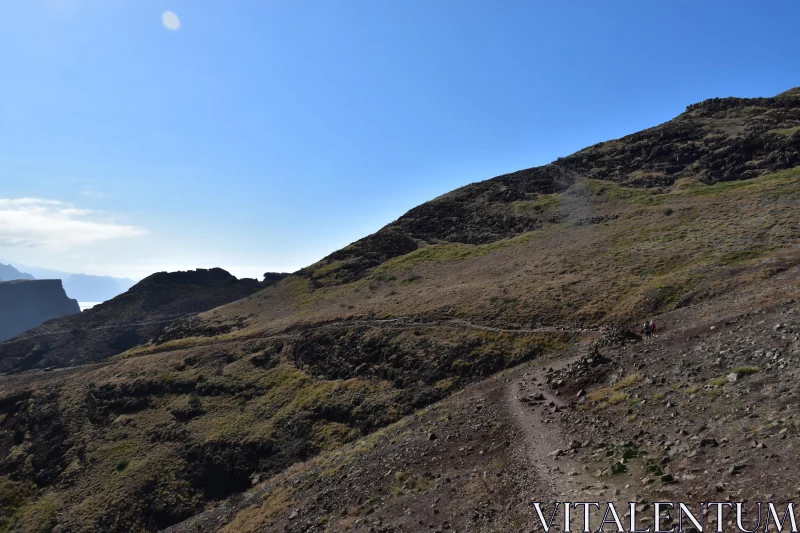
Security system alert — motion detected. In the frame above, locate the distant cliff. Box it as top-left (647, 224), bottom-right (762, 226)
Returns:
top-left (0, 280), bottom-right (79, 342)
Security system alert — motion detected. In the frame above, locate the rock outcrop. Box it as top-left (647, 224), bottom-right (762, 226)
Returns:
top-left (0, 280), bottom-right (79, 342)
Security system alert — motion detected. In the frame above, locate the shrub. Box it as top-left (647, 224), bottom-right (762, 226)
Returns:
top-left (188, 393), bottom-right (202, 409)
top-left (613, 374), bottom-right (642, 391)
top-left (684, 385), bottom-right (702, 395)
top-left (608, 392), bottom-right (629, 405)
top-left (114, 458), bottom-right (130, 472)
top-left (732, 366), bottom-right (760, 376)
top-left (587, 387), bottom-right (610, 402)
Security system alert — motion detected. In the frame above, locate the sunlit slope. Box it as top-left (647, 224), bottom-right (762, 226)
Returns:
top-left (1, 89), bottom-right (799, 533)
top-left (157, 167), bottom-right (800, 348)
top-left (148, 88), bottom-right (800, 345)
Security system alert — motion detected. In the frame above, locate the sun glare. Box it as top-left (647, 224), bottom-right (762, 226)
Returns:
top-left (162, 10), bottom-right (181, 31)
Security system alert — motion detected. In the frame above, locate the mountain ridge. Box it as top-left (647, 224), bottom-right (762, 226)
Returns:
top-left (294, 87), bottom-right (800, 286)
top-left (0, 263), bottom-right (34, 282)
top-left (0, 87), bottom-right (799, 533)
top-left (0, 268), bottom-right (264, 374)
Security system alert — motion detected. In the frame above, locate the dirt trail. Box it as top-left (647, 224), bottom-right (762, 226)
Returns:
top-left (503, 348), bottom-right (641, 510)
top-left (2, 313), bottom-right (586, 355)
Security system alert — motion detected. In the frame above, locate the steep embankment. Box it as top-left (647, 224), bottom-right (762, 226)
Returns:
top-left (0, 280), bottom-right (79, 342)
top-left (0, 269), bottom-right (265, 373)
top-left (0, 88), bottom-right (799, 533)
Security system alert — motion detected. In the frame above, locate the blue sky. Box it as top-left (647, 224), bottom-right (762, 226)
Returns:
top-left (1, 0), bottom-right (799, 280)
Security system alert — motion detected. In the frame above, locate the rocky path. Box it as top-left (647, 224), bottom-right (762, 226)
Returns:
top-left (503, 348), bottom-right (643, 521)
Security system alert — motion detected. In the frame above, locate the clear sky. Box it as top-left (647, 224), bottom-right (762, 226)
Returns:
top-left (1, 0), bottom-right (799, 280)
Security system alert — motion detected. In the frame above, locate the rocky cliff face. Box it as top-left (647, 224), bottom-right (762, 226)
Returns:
top-left (0, 280), bottom-right (79, 342)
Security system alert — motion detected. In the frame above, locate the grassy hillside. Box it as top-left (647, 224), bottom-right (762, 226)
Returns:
top-left (0, 89), bottom-right (799, 532)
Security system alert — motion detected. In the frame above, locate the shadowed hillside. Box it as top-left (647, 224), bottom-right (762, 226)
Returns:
top-left (0, 88), bottom-right (799, 533)
top-left (0, 269), bottom-right (263, 374)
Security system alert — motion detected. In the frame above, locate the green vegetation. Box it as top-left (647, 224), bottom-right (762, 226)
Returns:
top-left (0, 479), bottom-right (30, 532)
top-left (731, 366), bottom-right (761, 376)
top-left (588, 375), bottom-right (642, 407)
top-left (613, 374), bottom-right (642, 391)
top-left (684, 385), bottom-right (702, 395)
top-left (0, 481), bottom-right (59, 533)
top-left (719, 248), bottom-right (770, 265)
top-left (608, 392), bottom-right (629, 405)
top-left (673, 167), bottom-right (800, 197)
top-left (770, 126), bottom-right (800, 137)
top-left (584, 179), bottom-right (668, 205)
top-left (375, 232), bottom-right (540, 273)
top-left (511, 193), bottom-right (560, 215)
top-left (708, 376), bottom-right (728, 387)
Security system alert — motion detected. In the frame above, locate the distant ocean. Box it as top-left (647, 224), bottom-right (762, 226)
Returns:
top-left (79, 302), bottom-right (101, 311)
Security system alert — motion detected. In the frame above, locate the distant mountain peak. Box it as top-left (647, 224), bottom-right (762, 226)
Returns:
top-left (0, 263), bottom-right (34, 282)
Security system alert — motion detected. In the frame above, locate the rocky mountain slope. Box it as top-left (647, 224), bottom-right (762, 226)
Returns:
top-left (166, 264), bottom-right (800, 533)
top-left (0, 88), bottom-right (799, 533)
top-left (0, 269), bottom-right (263, 374)
top-left (0, 280), bottom-right (79, 342)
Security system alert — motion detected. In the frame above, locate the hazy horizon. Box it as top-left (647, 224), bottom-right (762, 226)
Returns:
top-left (2, 1), bottom-right (799, 280)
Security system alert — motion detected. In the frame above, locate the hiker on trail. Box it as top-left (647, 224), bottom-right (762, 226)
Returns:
top-left (650, 321), bottom-right (657, 336)
top-left (643, 321), bottom-right (652, 339)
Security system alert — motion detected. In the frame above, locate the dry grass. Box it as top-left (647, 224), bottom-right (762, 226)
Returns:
top-left (221, 486), bottom-right (295, 532)
top-left (613, 374), bottom-right (643, 391)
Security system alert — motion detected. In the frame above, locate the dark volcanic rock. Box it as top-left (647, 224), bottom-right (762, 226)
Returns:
top-left (0, 280), bottom-right (79, 342)
top-left (0, 268), bottom-right (263, 373)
